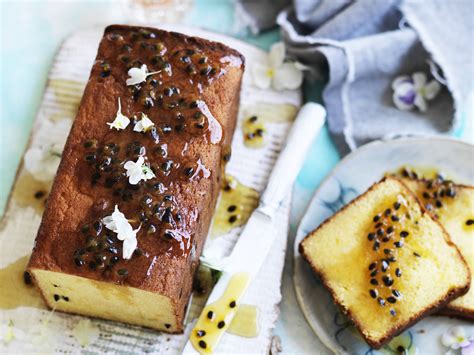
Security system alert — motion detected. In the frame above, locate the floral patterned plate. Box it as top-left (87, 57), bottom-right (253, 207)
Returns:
top-left (293, 137), bottom-right (474, 355)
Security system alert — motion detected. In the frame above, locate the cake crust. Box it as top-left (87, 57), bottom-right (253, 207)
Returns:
top-left (299, 177), bottom-right (471, 349)
top-left (28, 25), bottom-right (244, 332)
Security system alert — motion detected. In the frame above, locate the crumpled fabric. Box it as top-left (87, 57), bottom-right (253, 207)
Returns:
top-left (237, 0), bottom-right (473, 155)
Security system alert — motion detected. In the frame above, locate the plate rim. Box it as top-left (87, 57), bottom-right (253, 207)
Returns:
top-left (293, 136), bottom-right (474, 354)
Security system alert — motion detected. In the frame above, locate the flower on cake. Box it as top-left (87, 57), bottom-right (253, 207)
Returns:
top-left (126, 64), bottom-right (161, 86)
top-left (133, 113), bottom-right (155, 132)
top-left (103, 205), bottom-right (140, 260)
top-left (124, 156), bottom-right (155, 185)
top-left (107, 98), bottom-right (130, 130)
top-left (392, 72), bottom-right (441, 112)
top-left (252, 42), bottom-right (306, 91)
top-left (442, 326), bottom-right (472, 351)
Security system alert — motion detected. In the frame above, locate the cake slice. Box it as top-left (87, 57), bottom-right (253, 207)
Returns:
top-left (27, 25), bottom-right (244, 332)
top-left (299, 177), bottom-right (470, 349)
top-left (400, 176), bottom-right (474, 318)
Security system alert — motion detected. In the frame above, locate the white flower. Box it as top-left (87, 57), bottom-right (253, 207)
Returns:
top-left (133, 113), bottom-right (155, 132)
top-left (200, 243), bottom-right (229, 271)
top-left (442, 326), bottom-right (471, 350)
top-left (0, 320), bottom-right (26, 345)
top-left (252, 42), bottom-right (306, 91)
top-left (24, 144), bottom-right (62, 181)
top-left (107, 98), bottom-right (130, 130)
top-left (103, 205), bottom-right (140, 259)
top-left (124, 156), bottom-right (155, 185)
top-left (392, 72), bottom-right (441, 112)
top-left (71, 319), bottom-right (100, 347)
top-left (126, 64), bottom-right (160, 86)
top-left (23, 119), bottom-right (71, 181)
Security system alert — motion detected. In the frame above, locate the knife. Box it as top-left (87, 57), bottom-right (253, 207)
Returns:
top-left (182, 103), bottom-right (327, 354)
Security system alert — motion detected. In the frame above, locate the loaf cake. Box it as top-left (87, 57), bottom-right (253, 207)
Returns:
top-left (27, 25), bottom-right (244, 332)
top-left (400, 173), bottom-right (474, 318)
top-left (299, 177), bottom-right (470, 349)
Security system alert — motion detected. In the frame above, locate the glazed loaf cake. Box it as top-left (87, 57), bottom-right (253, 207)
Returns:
top-left (299, 177), bottom-right (470, 349)
top-left (400, 176), bottom-right (474, 318)
top-left (28, 25), bottom-right (244, 332)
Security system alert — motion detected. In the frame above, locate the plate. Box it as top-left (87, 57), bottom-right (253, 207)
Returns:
top-left (293, 137), bottom-right (474, 354)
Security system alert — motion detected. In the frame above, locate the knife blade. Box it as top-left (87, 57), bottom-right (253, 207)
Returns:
top-left (183, 103), bottom-right (326, 354)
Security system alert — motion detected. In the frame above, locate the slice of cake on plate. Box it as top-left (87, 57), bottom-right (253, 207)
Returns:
top-left (299, 177), bottom-right (470, 349)
top-left (400, 174), bottom-right (474, 319)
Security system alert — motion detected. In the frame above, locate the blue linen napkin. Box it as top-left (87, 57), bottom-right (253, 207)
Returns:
top-left (237, 0), bottom-right (473, 155)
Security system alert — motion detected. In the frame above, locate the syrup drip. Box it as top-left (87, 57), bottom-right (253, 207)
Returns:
top-left (210, 176), bottom-right (259, 238)
top-left (0, 255), bottom-right (44, 310)
top-left (227, 304), bottom-right (259, 338)
top-left (190, 272), bottom-right (250, 354)
top-left (12, 173), bottom-right (51, 215)
top-left (241, 103), bottom-right (297, 149)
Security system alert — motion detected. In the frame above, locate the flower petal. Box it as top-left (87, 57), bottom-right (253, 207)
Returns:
top-left (294, 61), bottom-right (310, 71)
top-left (412, 72), bottom-right (427, 90)
top-left (442, 332), bottom-right (457, 347)
top-left (414, 94), bottom-right (427, 112)
top-left (391, 75), bottom-right (411, 90)
top-left (461, 341), bottom-right (474, 355)
top-left (133, 121), bottom-right (144, 132)
top-left (126, 66), bottom-right (148, 86)
top-left (393, 82), bottom-right (416, 110)
top-left (252, 63), bottom-right (272, 89)
top-left (453, 326), bottom-right (466, 338)
top-left (134, 114), bottom-right (154, 132)
top-left (24, 147), bottom-right (43, 175)
top-left (122, 236), bottom-right (137, 259)
top-left (136, 156), bottom-right (145, 166)
top-left (129, 170), bottom-right (142, 185)
top-left (123, 160), bottom-right (136, 170)
top-left (272, 62), bottom-right (304, 90)
top-left (143, 167), bottom-right (155, 180)
top-left (424, 80), bottom-right (441, 100)
top-left (269, 42), bottom-right (285, 69)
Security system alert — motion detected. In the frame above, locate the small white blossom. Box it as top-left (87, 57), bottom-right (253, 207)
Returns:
top-left (23, 119), bottom-right (71, 181)
top-left (126, 64), bottom-right (161, 86)
top-left (200, 243), bottom-right (229, 272)
top-left (24, 145), bottom-right (62, 181)
top-left (124, 156), bottom-right (155, 185)
top-left (71, 319), bottom-right (100, 347)
top-left (133, 113), bottom-right (155, 132)
top-left (252, 42), bottom-right (306, 91)
top-left (107, 98), bottom-right (130, 130)
top-left (392, 72), bottom-right (441, 112)
top-left (103, 205), bottom-right (140, 259)
top-left (0, 320), bottom-right (25, 345)
top-left (442, 326), bottom-right (471, 350)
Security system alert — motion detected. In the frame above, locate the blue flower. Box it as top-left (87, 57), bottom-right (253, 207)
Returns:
top-left (392, 72), bottom-right (441, 112)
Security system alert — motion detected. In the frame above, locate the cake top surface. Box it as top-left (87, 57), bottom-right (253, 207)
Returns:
top-left (29, 25), bottom-right (244, 290)
top-left (300, 177), bottom-right (470, 344)
top-left (399, 175), bottom-right (474, 313)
